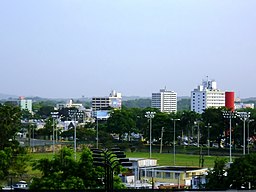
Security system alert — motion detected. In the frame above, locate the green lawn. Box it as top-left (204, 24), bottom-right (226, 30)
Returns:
top-left (125, 152), bottom-right (220, 168)
top-left (22, 149), bottom-right (229, 182)
top-left (28, 150), bottom-right (224, 169)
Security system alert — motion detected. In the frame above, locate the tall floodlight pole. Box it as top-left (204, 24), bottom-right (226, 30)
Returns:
top-left (145, 111), bottom-right (156, 159)
top-left (51, 111), bottom-right (59, 155)
top-left (74, 115), bottom-right (77, 160)
top-left (160, 127), bottom-right (164, 153)
top-left (171, 118), bottom-right (180, 165)
top-left (237, 112), bottom-right (250, 155)
top-left (205, 123), bottom-right (212, 156)
top-left (247, 119), bottom-right (254, 154)
top-left (194, 121), bottom-right (201, 147)
top-left (96, 114), bottom-right (99, 149)
top-left (69, 110), bottom-right (84, 160)
top-left (223, 111), bottom-right (236, 163)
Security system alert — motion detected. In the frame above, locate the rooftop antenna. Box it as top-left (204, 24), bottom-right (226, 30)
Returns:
top-left (206, 75), bottom-right (209, 89)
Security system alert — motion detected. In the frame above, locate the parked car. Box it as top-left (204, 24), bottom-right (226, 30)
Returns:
top-left (2, 180), bottom-right (28, 190)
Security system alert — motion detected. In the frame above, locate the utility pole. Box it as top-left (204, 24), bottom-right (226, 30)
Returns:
top-left (145, 111), bottom-right (156, 159)
top-left (223, 111), bottom-right (236, 163)
top-left (160, 127), bottom-right (164, 153)
top-left (171, 118), bottom-right (180, 165)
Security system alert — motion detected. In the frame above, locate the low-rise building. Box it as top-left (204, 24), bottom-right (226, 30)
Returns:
top-left (125, 158), bottom-right (207, 189)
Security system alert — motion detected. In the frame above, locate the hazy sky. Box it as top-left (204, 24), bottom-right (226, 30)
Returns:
top-left (0, 0), bottom-right (256, 98)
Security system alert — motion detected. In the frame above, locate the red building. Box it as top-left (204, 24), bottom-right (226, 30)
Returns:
top-left (225, 91), bottom-right (235, 111)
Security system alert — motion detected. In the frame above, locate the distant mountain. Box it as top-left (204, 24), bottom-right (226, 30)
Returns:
top-left (241, 97), bottom-right (256, 102)
top-left (122, 96), bottom-right (150, 101)
top-left (0, 93), bottom-right (18, 100)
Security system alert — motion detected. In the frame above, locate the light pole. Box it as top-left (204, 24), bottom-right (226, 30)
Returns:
top-left (160, 127), bottom-right (164, 154)
top-left (223, 111), bottom-right (236, 163)
top-left (51, 111), bottom-right (59, 155)
top-left (96, 113), bottom-right (99, 148)
top-left (205, 123), bottom-right (212, 156)
top-left (194, 121), bottom-right (201, 147)
top-left (145, 111), bottom-right (155, 159)
top-left (171, 118), bottom-right (180, 165)
top-left (247, 119), bottom-right (254, 154)
top-left (237, 112), bottom-right (250, 155)
top-left (69, 110), bottom-right (84, 160)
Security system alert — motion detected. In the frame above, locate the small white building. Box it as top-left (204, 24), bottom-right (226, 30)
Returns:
top-left (125, 158), bottom-right (207, 189)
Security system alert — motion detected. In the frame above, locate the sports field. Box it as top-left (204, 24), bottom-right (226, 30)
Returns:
top-left (29, 150), bottom-right (223, 168)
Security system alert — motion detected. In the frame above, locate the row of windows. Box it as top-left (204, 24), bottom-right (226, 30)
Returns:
top-left (141, 171), bottom-right (180, 179)
top-left (192, 92), bottom-right (205, 95)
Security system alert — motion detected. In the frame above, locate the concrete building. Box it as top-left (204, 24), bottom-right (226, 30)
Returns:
top-left (92, 90), bottom-right (122, 117)
top-left (152, 88), bottom-right (177, 113)
top-left (191, 79), bottom-right (225, 114)
top-left (236, 103), bottom-right (255, 109)
top-left (19, 96), bottom-right (32, 113)
top-left (125, 158), bottom-right (207, 189)
top-left (56, 99), bottom-right (84, 111)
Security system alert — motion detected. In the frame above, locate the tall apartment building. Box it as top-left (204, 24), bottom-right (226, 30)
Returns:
top-left (152, 88), bottom-right (177, 113)
top-left (92, 90), bottom-right (122, 117)
top-left (19, 96), bottom-right (32, 113)
top-left (191, 79), bottom-right (225, 114)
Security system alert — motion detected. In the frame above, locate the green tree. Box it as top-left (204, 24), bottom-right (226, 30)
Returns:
top-left (0, 104), bottom-right (29, 180)
top-left (227, 153), bottom-right (256, 189)
top-left (180, 111), bottom-right (200, 143)
top-left (30, 147), bottom-right (108, 190)
top-left (38, 118), bottom-right (53, 140)
top-left (34, 104), bottom-right (54, 119)
top-left (150, 112), bottom-right (171, 144)
top-left (205, 158), bottom-right (228, 190)
top-left (201, 107), bottom-right (226, 147)
top-left (122, 98), bottom-right (151, 108)
top-left (107, 109), bottom-right (136, 141)
top-left (0, 104), bottom-right (21, 149)
top-left (0, 146), bottom-right (29, 180)
top-left (177, 98), bottom-right (190, 111)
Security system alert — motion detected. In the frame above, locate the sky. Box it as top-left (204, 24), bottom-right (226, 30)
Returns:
top-left (0, 0), bottom-right (256, 99)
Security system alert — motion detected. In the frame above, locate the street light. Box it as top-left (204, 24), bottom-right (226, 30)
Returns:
top-left (68, 109), bottom-right (84, 160)
top-left (145, 111), bottom-right (156, 159)
top-left (96, 116), bottom-right (99, 149)
top-left (223, 111), bottom-right (236, 163)
top-left (51, 111), bottom-right (59, 155)
top-left (247, 119), bottom-right (254, 154)
top-left (194, 121), bottom-right (201, 148)
top-left (205, 123), bottom-right (212, 156)
top-left (160, 127), bottom-right (164, 154)
top-left (171, 118), bottom-right (180, 165)
top-left (237, 112), bottom-right (250, 155)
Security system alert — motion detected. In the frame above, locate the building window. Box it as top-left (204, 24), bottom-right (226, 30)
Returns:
top-left (156, 171), bottom-right (161, 178)
top-left (165, 172), bottom-right (171, 178)
top-left (175, 173), bottom-right (180, 179)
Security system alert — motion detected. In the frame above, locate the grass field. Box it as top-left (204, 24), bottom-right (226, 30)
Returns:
top-left (28, 150), bottom-right (225, 169)
top-left (125, 152), bottom-right (219, 168)
top-left (5, 148), bottom-right (227, 183)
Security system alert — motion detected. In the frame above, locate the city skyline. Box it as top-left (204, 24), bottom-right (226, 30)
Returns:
top-left (1, 1), bottom-right (256, 98)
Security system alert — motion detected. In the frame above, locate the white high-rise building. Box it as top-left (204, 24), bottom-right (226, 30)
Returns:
top-left (191, 79), bottom-right (225, 114)
top-left (152, 88), bottom-right (177, 113)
